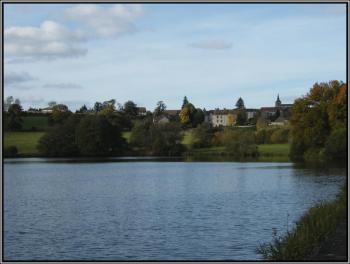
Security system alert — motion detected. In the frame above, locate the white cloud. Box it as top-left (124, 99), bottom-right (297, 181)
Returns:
top-left (190, 39), bottom-right (233, 50)
top-left (64, 4), bottom-right (144, 38)
top-left (4, 71), bottom-right (37, 85)
top-left (4, 20), bottom-right (87, 61)
top-left (43, 82), bottom-right (83, 89)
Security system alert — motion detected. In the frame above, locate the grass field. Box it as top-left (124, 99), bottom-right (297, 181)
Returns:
top-left (258, 144), bottom-right (290, 157)
top-left (181, 130), bottom-right (193, 148)
top-left (4, 132), bottom-right (45, 155)
top-left (21, 116), bottom-right (49, 131)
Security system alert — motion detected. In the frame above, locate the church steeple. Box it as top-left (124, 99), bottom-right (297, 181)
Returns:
top-left (275, 94), bottom-right (281, 107)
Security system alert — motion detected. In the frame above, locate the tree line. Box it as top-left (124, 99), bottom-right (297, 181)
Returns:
top-left (4, 80), bottom-right (347, 161)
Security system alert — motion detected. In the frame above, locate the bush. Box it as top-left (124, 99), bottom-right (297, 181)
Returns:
top-left (222, 129), bottom-right (258, 157)
top-left (4, 145), bottom-right (18, 157)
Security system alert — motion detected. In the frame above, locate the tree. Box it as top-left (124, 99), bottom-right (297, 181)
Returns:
top-left (222, 129), bottom-right (258, 157)
top-left (290, 81), bottom-right (347, 161)
top-left (191, 123), bottom-right (213, 148)
top-left (150, 122), bottom-right (184, 156)
top-left (6, 103), bottom-right (23, 131)
top-left (179, 105), bottom-right (191, 126)
top-left (182, 96), bottom-right (189, 109)
top-left (3, 96), bottom-right (14, 111)
top-left (130, 120), bottom-right (152, 149)
top-left (76, 104), bottom-right (88, 113)
top-left (51, 104), bottom-right (70, 124)
top-left (193, 108), bottom-right (205, 127)
top-left (325, 127), bottom-right (346, 159)
top-left (235, 97), bottom-right (245, 109)
top-left (48, 101), bottom-right (57, 107)
top-left (154, 101), bottom-right (166, 117)
top-left (37, 116), bottom-right (80, 157)
top-left (227, 113), bottom-right (236, 126)
top-left (130, 120), bottom-right (184, 156)
top-left (93, 102), bottom-right (103, 113)
top-left (236, 109), bottom-right (247, 125)
top-left (179, 103), bottom-right (197, 127)
top-left (75, 115), bottom-right (125, 156)
top-left (124, 100), bottom-right (138, 117)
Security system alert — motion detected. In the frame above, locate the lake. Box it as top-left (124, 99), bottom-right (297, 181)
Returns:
top-left (3, 158), bottom-right (346, 260)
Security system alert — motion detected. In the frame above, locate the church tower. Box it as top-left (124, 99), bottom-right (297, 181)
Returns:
top-left (275, 94), bottom-right (282, 107)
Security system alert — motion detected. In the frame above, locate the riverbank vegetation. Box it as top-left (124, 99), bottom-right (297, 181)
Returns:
top-left (290, 81), bottom-right (347, 162)
top-left (257, 184), bottom-right (347, 260)
top-left (3, 81), bottom-right (347, 161)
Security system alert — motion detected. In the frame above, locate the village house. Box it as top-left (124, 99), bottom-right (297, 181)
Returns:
top-left (136, 107), bottom-right (147, 116)
top-left (260, 95), bottom-right (293, 119)
top-left (205, 109), bottom-right (234, 127)
top-left (153, 109), bottom-right (180, 124)
top-left (270, 116), bottom-right (289, 126)
top-left (205, 108), bottom-right (259, 127)
top-left (39, 104), bottom-right (68, 114)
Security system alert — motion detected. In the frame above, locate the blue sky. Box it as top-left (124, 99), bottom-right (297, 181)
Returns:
top-left (4, 3), bottom-right (346, 111)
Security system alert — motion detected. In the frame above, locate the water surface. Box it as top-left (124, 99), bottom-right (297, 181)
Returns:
top-left (4, 159), bottom-right (346, 260)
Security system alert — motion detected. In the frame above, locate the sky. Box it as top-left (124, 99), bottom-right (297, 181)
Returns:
top-left (3, 3), bottom-right (347, 111)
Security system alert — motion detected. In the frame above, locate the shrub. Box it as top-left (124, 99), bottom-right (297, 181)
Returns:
top-left (222, 129), bottom-right (258, 157)
top-left (4, 145), bottom-right (18, 157)
top-left (257, 185), bottom-right (347, 260)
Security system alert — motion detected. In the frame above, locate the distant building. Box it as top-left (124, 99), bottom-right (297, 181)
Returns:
top-left (270, 116), bottom-right (289, 126)
top-left (153, 115), bottom-right (170, 124)
top-left (206, 109), bottom-right (233, 127)
top-left (40, 107), bottom-right (53, 114)
top-left (164, 110), bottom-right (180, 117)
top-left (260, 95), bottom-right (293, 119)
top-left (245, 108), bottom-right (259, 120)
top-left (136, 107), bottom-right (147, 116)
top-left (40, 104), bottom-right (68, 114)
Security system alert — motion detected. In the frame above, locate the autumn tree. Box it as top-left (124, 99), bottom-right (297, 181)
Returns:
top-left (290, 80), bottom-right (347, 161)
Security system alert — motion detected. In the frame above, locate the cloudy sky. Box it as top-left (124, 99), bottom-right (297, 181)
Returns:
top-left (4, 3), bottom-right (346, 111)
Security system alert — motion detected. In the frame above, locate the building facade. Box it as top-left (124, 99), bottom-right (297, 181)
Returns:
top-left (260, 95), bottom-right (293, 119)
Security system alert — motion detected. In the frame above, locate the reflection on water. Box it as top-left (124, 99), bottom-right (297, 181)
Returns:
top-left (4, 159), bottom-right (346, 260)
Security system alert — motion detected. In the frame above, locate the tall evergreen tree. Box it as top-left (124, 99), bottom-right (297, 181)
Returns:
top-left (182, 96), bottom-right (189, 109)
top-left (235, 97), bottom-right (245, 109)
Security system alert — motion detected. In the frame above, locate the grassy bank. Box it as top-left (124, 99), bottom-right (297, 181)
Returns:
top-left (4, 132), bottom-right (44, 155)
top-left (185, 144), bottom-right (290, 160)
top-left (257, 185), bottom-right (347, 260)
top-left (258, 144), bottom-right (290, 157)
